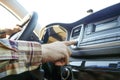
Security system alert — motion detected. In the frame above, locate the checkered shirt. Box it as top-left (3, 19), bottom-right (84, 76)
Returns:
top-left (0, 39), bottom-right (42, 78)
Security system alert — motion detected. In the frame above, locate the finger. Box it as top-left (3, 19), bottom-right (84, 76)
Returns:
top-left (54, 58), bottom-right (66, 66)
top-left (65, 51), bottom-right (70, 65)
top-left (63, 41), bottom-right (77, 46)
top-left (65, 46), bottom-right (71, 56)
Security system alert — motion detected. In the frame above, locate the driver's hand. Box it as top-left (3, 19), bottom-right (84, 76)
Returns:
top-left (5, 26), bottom-right (21, 35)
top-left (41, 41), bottom-right (76, 66)
top-left (0, 26), bottom-right (21, 38)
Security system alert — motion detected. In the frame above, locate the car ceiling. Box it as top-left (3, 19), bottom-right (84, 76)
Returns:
top-left (0, 0), bottom-right (28, 20)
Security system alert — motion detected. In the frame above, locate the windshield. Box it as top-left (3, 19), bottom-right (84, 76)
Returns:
top-left (17, 0), bottom-right (120, 26)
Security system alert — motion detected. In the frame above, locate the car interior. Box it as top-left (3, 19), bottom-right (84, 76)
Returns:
top-left (41, 3), bottom-right (120, 80)
top-left (0, 0), bottom-right (120, 80)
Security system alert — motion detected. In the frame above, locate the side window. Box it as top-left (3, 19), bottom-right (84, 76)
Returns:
top-left (0, 5), bottom-right (19, 29)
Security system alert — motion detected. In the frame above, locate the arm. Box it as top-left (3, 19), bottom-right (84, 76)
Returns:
top-left (0, 39), bottom-right (42, 78)
top-left (0, 39), bottom-right (76, 78)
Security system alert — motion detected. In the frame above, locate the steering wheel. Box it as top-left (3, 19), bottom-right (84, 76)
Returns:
top-left (10, 12), bottom-right (38, 41)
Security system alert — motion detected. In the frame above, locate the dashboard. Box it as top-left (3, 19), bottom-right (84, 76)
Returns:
top-left (69, 15), bottom-right (120, 58)
top-left (61, 15), bottom-right (120, 80)
top-left (43, 3), bottom-right (120, 80)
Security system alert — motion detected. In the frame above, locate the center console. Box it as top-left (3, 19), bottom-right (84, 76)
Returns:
top-left (70, 24), bottom-right (84, 49)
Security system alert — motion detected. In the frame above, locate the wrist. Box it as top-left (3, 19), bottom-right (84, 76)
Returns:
top-left (41, 44), bottom-right (52, 63)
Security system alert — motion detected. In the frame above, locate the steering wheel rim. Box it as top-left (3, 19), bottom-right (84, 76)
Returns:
top-left (10, 12), bottom-right (38, 40)
top-left (18, 12), bottom-right (38, 40)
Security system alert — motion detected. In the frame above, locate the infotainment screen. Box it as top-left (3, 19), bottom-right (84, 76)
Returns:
top-left (71, 26), bottom-right (81, 37)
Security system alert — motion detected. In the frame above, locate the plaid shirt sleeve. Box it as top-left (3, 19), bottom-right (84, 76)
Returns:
top-left (0, 39), bottom-right (42, 78)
